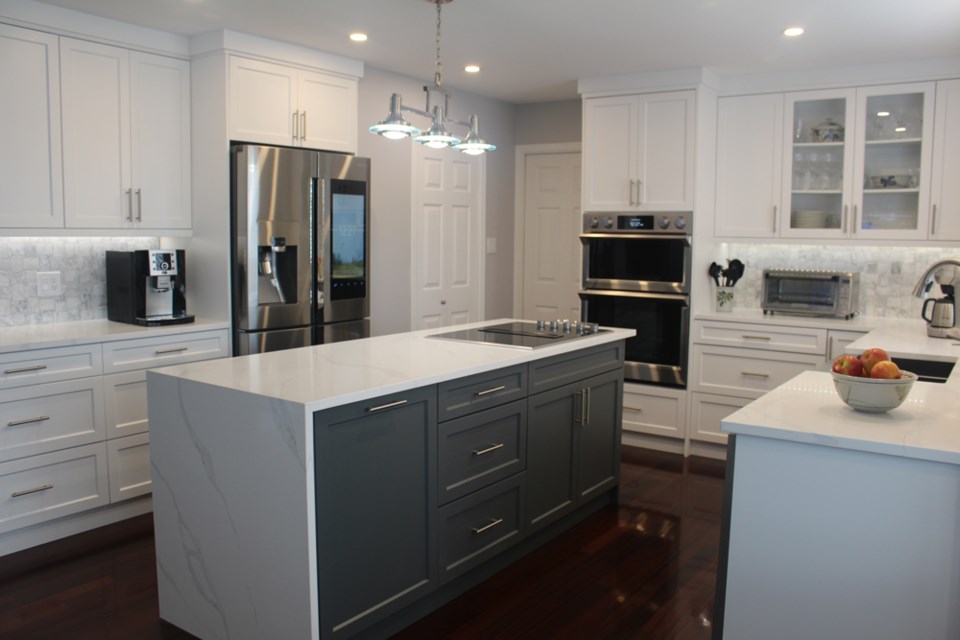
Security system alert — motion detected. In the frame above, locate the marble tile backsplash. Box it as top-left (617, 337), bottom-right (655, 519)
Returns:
top-left (717, 244), bottom-right (960, 318)
top-left (0, 238), bottom-right (159, 327)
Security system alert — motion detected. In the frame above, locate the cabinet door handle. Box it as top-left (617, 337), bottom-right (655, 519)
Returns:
top-left (301, 111), bottom-right (306, 141)
top-left (852, 204), bottom-right (859, 234)
top-left (292, 111), bottom-right (299, 142)
top-left (585, 387), bottom-right (591, 424)
top-left (472, 442), bottom-right (505, 456)
top-left (628, 179), bottom-right (635, 206)
top-left (741, 335), bottom-right (772, 341)
top-left (4, 364), bottom-right (48, 374)
top-left (636, 180), bottom-right (643, 206)
top-left (126, 188), bottom-right (134, 221)
top-left (12, 484), bottom-right (53, 498)
top-left (740, 371), bottom-right (771, 378)
top-left (367, 399), bottom-right (408, 413)
top-left (7, 416), bottom-right (50, 427)
top-left (471, 518), bottom-right (504, 535)
top-left (155, 346), bottom-right (189, 355)
top-left (475, 385), bottom-right (506, 397)
top-left (772, 205), bottom-right (778, 233)
top-left (135, 188), bottom-right (142, 222)
top-left (931, 204), bottom-right (938, 235)
top-left (842, 205), bottom-right (848, 233)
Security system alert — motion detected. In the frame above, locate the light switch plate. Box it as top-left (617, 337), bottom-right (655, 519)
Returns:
top-left (37, 271), bottom-right (62, 297)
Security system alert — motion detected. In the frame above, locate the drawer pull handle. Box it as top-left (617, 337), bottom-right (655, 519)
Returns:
top-left (475, 385), bottom-right (507, 397)
top-left (155, 347), bottom-right (189, 355)
top-left (367, 399), bottom-right (408, 413)
top-left (472, 518), bottom-right (504, 535)
top-left (472, 443), bottom-right (505, 456)
top-left (11, 484), bottom-right (53, 498)
top-left (741, 335), bottom-right (772, 341)
top-left (624, 405), bottom-right (644, 413)
top-left (740, 371), bottom-right (771, 378)
top-left (4, 364), bottom-right (48, 374)
top-left (7, 416), bottom-right (50, 427)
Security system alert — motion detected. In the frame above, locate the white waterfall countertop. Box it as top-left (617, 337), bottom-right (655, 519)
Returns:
top-left (148, 319), bottom-right (636, 412)
top-left (722, 320), bottom-right (960, 464)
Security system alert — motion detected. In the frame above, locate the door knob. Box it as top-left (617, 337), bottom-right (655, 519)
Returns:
top-left (441, 299), bottom-right (447, 305)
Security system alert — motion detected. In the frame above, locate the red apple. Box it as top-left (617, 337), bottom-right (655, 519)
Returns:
top-left (870, 360), bottom-right (902, 379)
top-left (860, 348), bottom-right (890, 375)
top-left (832, 354), bottom-right (864, 377)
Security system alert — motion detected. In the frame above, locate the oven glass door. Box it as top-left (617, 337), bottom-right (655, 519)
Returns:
top-left (581, 235), bottom-right (691, 293)
top-left (580, 290), bottom-right (689, 387)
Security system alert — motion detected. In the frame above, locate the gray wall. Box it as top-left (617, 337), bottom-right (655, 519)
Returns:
top-left (514, 100), bottom-right (582, 145)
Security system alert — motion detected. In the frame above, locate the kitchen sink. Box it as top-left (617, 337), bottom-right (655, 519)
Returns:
top-left (891, 357), bottom-right (956, 384)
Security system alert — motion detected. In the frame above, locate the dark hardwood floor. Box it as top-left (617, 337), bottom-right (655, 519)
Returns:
top-left (0, 447), bottom-right (725, 640)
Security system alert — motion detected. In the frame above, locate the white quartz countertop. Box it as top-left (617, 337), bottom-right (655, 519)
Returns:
top-left (149, 319), bottom-right (635, 412)
top-left (694, 307), bottom-right (918, 333)
top-left (0, 317), bottom-right (230, 353)
top-left (723, 320), bottom-right (960, 465)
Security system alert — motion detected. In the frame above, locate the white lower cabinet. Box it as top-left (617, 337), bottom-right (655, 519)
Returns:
top-left (827, 329), bottom-right (869, 361)
top-left (622, 383), bottom-right (686, 440)
top-left (691, 344), bottom-right (825, 399)
top-left (689, 393), bottom-right (750, 445)
top-left (103, 370), bottom-right (148, 438)
top-left (107, 433), bottom-right (151, 502)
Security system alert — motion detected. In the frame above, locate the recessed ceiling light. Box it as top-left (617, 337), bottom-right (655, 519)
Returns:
top-left (465, 64), bottom-right (480, 74)
top-left (783, 26), bottom-right (804, 37)
top-left (349, 33), bottom-right (368, 43)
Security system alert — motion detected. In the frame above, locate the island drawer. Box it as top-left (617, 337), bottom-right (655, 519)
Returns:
top-left (438, 474), bottom-right (524, 584)
top-left (0, 344), bottom-right (102, 391)
top-left (0, 442), bottom-right (109, 534)
top-left (691, 345), bottom-right (824, 399)
top-left (438, 400), bottom-right (526, 505)
top-left (438, 365), bottom-right (527, 421)
top-left (528, 342), bottom-right (625, 395)
top-left (0, 378), bottom-right (105, 462)
top-left (693, 320), bottom-right (827, 355)
top-left (102, 329), bottom-right (229, 373)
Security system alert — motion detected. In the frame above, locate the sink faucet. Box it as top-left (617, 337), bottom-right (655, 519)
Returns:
top-left (912, 258), bottom-right (960, 297)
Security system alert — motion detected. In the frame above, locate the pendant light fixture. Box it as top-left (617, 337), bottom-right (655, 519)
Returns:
top-left (368, 0), bottom-right (496, 154)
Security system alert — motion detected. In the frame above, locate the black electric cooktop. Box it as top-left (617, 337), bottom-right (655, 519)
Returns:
top-left (427, 321), bottom-right (606, 350)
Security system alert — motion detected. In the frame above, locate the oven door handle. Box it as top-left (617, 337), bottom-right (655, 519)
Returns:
top-left (578, 289), bottom-right (690, 303)
top-left (579, 233), bottom-right (691, 244)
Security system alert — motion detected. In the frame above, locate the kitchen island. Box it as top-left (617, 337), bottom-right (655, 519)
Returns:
top-left (715, 323), bottom-right (960, 640)
top-left (146, 320), bottom-right (633, 640)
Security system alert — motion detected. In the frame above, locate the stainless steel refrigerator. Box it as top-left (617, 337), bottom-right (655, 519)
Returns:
top-left (231, 143), bottom-right (371, 356)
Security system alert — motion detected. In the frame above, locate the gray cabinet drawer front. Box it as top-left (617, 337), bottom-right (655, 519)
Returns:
top-left (529, 342), bottom-right (625, 394)
top-left (439, 474), bottom-right (524, 584)
top-left (438, 400), bottom-right (526, 505)
top-left (438, 365), bottom-right (527, 421)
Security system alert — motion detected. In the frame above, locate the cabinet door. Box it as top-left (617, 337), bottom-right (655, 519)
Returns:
top-left (930, 79), bottom-right (960, 241)
top-left (525, 381), bottom-right (578, 533)
top-left (577, 369), bottom-right (622, 503)
top-left (827, 329), bottom-right (868, 362)
top-left (313, 386), bottom-right (438, 639)
top-left (0, 24), bottom-right (63, 229)
top-left (228, 56), bottom-right (298, 147)
top-left (715, 94), bottom-right (783, 237)
top-left (637, 91), bottom-right (695, 211)
top-left (130, 52), bottom-right (191, 230)
top-left (298, 69), bottom-right (357, 153)
top-left (582, 95), bottom-right (637, 211)
top-left (60, 38), bottom-right (131, 228)
top-left (689, 392), bottom-right (750, 445)
top-left (853, 82), bottom-right (934, 240)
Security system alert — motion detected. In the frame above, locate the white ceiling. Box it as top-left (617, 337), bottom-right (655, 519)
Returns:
top-left (35, 0), bottom-right (960, 103)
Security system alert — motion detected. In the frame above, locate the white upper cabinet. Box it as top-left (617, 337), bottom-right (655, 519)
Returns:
top-left (228, 55), bottom-right (357, 153)
top-left (0, 24), bottom-right (64, 229)
top-left (61, 38), bottom-right (191, 231)
top-left (583, 91), bottom-right (695, 212)
top-left (930, 79), bottom-right (960, 241)
top-left (715, 94), bottom-right (784, 238)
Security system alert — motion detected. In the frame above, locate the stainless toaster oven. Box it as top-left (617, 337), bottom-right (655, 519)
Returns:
top-left (761, 269), bottom-right (860, 318)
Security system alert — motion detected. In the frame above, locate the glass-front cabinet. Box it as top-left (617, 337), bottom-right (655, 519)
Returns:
top-left (781, 83), bottom-right (935, 240)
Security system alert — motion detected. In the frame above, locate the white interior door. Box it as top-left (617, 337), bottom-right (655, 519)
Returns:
top-left (521, 151), bottom-right (582, 322)
top-left (411, 146), bottom-right (485, 330)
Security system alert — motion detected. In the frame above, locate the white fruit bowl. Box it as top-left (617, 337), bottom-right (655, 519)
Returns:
top-left (831, 370), bottom-right (918, 413)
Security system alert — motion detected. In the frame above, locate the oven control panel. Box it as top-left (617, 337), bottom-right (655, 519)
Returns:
top-left (583, 213), bottom-right (691, 235)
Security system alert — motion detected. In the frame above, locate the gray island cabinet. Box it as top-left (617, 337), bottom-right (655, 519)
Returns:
top-left (147, 322), bottom-right (631, 640)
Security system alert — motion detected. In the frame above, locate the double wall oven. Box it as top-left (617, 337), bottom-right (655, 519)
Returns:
top-left (579, 212), bottom-right (692, 387)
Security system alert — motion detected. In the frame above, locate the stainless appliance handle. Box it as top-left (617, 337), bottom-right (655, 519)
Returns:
top-left (579, 289), bottom-right (690, 302)
top-left (579, 233), bottom-right (691, 244)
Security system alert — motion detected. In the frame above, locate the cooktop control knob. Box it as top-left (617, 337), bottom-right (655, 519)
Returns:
top-left (550, 319), bottom-right (559, 332)
top-left (603, 217), bottom-right (614, 229)
top-left (589, 216), bottom-right (599, 229)
top-left (674, 216), bottom-right (687, 230)
top-left (658, 216), bottom-right (671, 229)
top-left (536, 319), bottom-right (546, 331)
top-left (562, 319), bottom-right (571, 333)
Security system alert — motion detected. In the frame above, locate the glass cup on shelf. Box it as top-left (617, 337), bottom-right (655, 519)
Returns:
top-left (805, 150), bottom-right (820, 191)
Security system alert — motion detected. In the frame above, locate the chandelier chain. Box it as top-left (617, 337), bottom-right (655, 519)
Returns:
top-left (434, 0), bottom-right (443, 86)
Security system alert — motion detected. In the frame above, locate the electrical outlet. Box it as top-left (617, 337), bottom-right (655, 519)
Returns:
top-left (37, 271), bottom-right (62, 297)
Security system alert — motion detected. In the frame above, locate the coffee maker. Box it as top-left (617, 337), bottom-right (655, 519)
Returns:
top-left (913, 259), bottom-right (960, 338)
top-left (106, 250), bottom-right (194, 326)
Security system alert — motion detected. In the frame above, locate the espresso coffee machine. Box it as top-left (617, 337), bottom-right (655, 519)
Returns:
top-left (106, 250), bottom-right (194, 326)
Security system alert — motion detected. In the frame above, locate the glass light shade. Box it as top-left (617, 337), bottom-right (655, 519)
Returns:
top-left (369, 93), bottom-right (421, 139)
top-left (413, 105), bottom-right (461, 149)
top-left (454, 115), bottom-right (496, 155)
